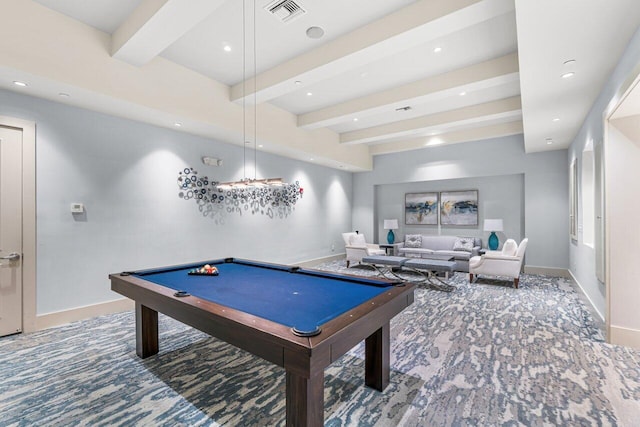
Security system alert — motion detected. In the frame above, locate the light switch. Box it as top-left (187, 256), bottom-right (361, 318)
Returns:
top-left (71, 203), bottom-right (84, 213)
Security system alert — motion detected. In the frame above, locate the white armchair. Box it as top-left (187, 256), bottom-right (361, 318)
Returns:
top-left (342, 232), bottom-right (385, 267)
top-left (469, 238), bottom-right (528, 288)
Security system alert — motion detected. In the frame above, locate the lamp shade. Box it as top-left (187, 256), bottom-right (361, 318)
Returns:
top-left (483, 219), bottom-right (503, 232)
top-left (383, 219), bottom-right (399, 230)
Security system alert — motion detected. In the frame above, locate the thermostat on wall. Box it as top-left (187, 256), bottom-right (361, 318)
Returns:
top-left (70, 203), bottom-right (84, 213)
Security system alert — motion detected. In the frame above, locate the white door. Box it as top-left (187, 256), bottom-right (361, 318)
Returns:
top-left (0, 125), bottom-right (23, 336)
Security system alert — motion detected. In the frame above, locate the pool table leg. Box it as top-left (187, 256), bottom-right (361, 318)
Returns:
top-left (286, 370), bottom-right (324, 427)
top-left (136, 302), bottom-right (159, 358)
top-left (365, 322), bottom-right (390, 391)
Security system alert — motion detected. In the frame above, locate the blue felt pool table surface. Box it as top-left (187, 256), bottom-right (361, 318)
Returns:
top-left (133, 259), bottom-right (395, 333)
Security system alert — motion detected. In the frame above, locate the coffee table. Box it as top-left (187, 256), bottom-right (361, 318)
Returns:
top-left (407, 254), bottom-right (456, 279)
top-left (361, 255), bottom-right (457, 292)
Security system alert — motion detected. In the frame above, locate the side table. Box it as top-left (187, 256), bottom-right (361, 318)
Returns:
top-left (378, 243), bottom-right (402, 256)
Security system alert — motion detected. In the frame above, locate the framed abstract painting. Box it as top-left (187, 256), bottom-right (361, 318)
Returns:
top-left (405, 192), bottom-right (438, 225)
top-left (440, 190), bottom-right (478, 226)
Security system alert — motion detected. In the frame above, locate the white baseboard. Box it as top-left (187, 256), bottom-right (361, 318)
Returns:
top-left (610, 325), bottom-right (640, 350)
top-left (567, 270), bottom-right (605, 323)
top-left (295, 253), bottom-right (345, 268)
top-left (36, 298), bottom-right (134, 331)
top-left (523, 265), bottom-right (570, 278)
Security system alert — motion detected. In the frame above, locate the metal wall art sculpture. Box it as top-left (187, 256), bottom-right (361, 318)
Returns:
top-left (177, 167), bottom-right (303, 218)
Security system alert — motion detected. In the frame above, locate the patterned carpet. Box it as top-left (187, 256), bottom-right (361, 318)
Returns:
top-left (1, 261), bottom-right (639, 426)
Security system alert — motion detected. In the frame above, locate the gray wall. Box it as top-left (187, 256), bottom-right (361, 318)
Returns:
top-left (568, 26), bottom-right (640, 319)
top-left (0, 89), bottom-right (352, 315)
top-left (353, 134), bottom-right (569, 269)
top-left (375, 174), bottom-right (524, 247)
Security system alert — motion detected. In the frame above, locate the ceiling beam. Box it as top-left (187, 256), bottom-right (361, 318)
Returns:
top-left (298, 53), bottom-right (519, 129)
top-left (0, 0), bottom-right (373, 171)
top-left (230, 0), bottom-right (515, 104)
top-left (340, 96), bottom-right (522, 144)
top-left (369, 121), bottom-right (524, 155)
top-left (111, 0), bottom-right (227, 66)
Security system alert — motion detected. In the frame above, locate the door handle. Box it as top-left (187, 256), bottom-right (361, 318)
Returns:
top-left (0, 252), bottom-right (20, 261)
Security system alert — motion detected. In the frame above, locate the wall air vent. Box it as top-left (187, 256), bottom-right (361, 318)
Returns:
top-left (265, 0), bottom-right (306, 23)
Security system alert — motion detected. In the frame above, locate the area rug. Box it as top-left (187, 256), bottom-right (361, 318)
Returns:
top-left (0, 262), bottom-right (638, 426)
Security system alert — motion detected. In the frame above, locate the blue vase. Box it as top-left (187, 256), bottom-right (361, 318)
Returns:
top-left (488, 232), bottom-right (499, 250)
top-left (387, 230), bottom-right (395, 244)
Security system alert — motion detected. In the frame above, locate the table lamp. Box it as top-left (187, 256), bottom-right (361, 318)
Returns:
top-left (383, 219), bottom-right (399, 244)
top-left (484, 219), bottom-right (503, 250)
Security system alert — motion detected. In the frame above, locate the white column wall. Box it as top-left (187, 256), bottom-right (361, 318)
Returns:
top-left (606, 125), bottom-right (640, 347)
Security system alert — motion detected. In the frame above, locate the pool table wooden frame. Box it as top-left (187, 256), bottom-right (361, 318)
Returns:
top-left (109, 260), bottom-right (415, 427)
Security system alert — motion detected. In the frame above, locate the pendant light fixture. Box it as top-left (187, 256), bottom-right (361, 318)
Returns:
top-left (177, 0), bottom-right (303, 215)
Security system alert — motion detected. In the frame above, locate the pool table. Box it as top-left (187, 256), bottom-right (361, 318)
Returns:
top-left (109, 258), bottom-right (415, 427)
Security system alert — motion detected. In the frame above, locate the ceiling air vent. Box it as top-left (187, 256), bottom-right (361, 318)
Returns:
top-left (265, 0), bottom-right (306, 23)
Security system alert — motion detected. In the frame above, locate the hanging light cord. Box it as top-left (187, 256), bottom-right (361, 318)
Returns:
top-left (253, 0), bottom-right (258, 180)
top-left (242, 0), bottom-right (247, 181)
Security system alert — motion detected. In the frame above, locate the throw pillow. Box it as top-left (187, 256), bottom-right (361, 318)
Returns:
top-left (405, 234), bottom-right (422, 248)
top-left (501, 239), bottom-right (517, 256)
top-left (349, 234), bottom-right (367, 247)
top-left (453, 237), bottom-right (474, 252)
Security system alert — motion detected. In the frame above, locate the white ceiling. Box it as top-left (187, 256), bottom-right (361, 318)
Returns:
top-left (4, 0), bottom-right (640, 169)
top-left (516, 0), bottom-right (640, 152)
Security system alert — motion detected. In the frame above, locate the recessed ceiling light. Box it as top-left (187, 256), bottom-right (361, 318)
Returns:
top-left (353, 118), bottom-right (358, 122)
top-left (294, 80), bottom-right (302, 85)
top-left (546, 138), bottom-right (553, 145)
top-left (395, 106), bottom-right (411, 112)
top-left (258, 144), bottom-right (263, 148)
top-left (174, 122), bottom-right (182, 127)
top-left (306, 92), bottom-right (313, 96)
top-left (433, 47), bottom-right (442, 53)
top-left (552, 118), bottom-right (560, 122)
top-left (58, 92), bottom-right (70, 98)
top-left (13, 81), bottom-right (27, 87)
top-left (563, 59), bottom-right (576, 66)
top-left (223, 45), bottom-right (231, 52)
top-left (459, 91), bottom-right (467, 96)
top-left (306, 26), bottom-right (324, 39)
top-left (561, 72), bottom-right (575, 79)
top-left (310, 158), bottom-right (314, 161)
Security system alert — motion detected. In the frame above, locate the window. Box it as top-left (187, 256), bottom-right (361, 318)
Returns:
top-left (582, 148), bottom-right (595, 247)
top-left (569, 159), bottom-right (578, 241)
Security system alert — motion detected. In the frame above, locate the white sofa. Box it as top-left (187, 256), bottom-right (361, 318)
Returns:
top-left (397, 235), bottom-right (481, 272)
top-left (342, 232), bottom-right (385, 267)
top-left (469, 238), bottom-right (528, 288)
